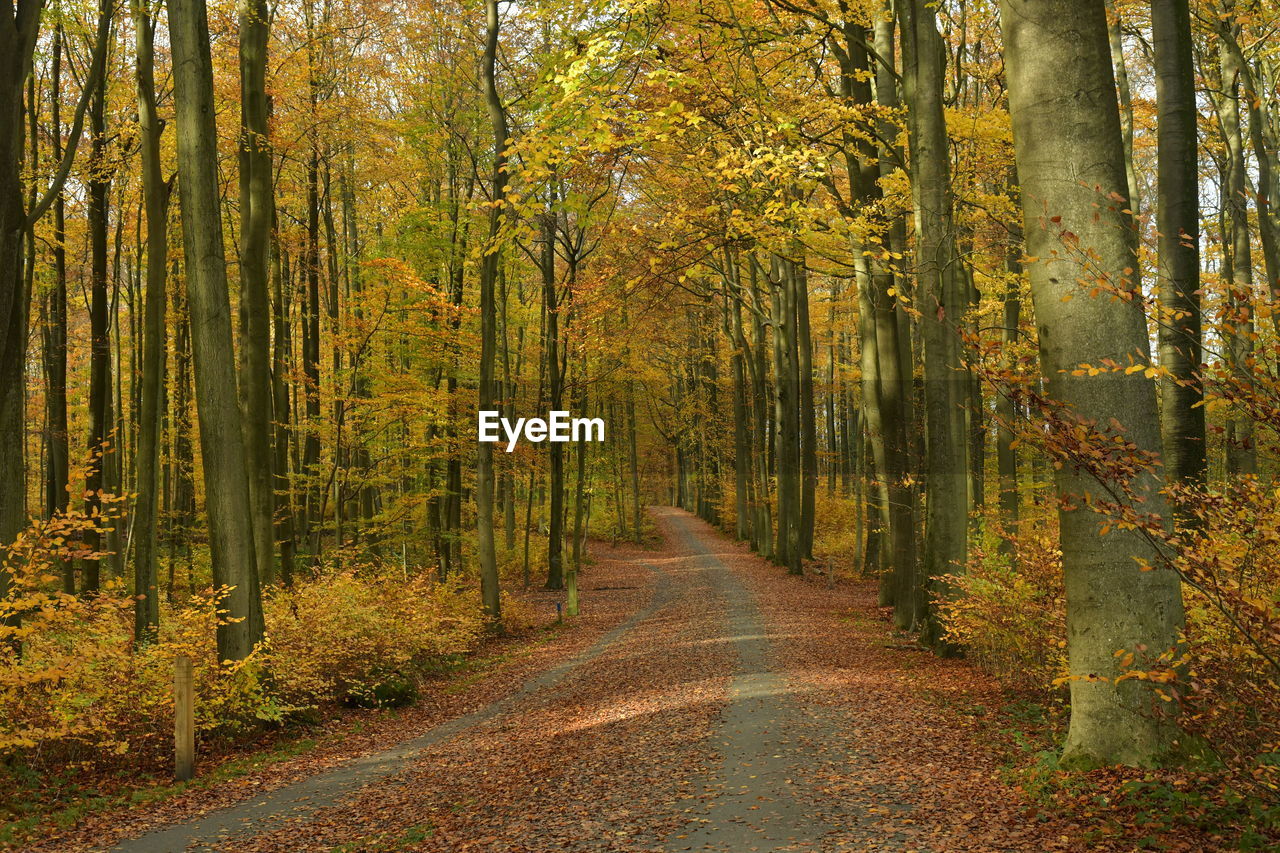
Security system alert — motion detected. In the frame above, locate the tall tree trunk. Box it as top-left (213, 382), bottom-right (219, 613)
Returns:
top-left (902, 0), bottom-right (968, 642)
top-left (84, 43), bottom-right (112, 594)
top-left (238, 0), bottom-right (277, 583)
top-left (132, 0), bottom-right (169, 639)
top-left (725, 258), bottom-right (752, 543)
top-left (1106, 0), bottom-right (1141, 214)
top-left (996, 219), bottom-right (1022, 553)
top-left (793, 259), bottom-right (816, 561)
top-left (44, 25), bottom-right (72, 592)
top-left (1218, 17), bottom-right (1257, 477)
top-left (1151, 0), bottom-right (1206, 510)
top-left (168, 0), bottom-right (265, 660)
top-left (476, 0), bottom-right (505, 624)
top-left (771, 257), bottom-right (802, 574)
top-left (302, 143), bottom-right (322, 551)
top-left (1001, 0), bottom-right (1188, 768)
top-left (271, 226), bottom-right (297, 584)
top-left (543, 210), bottom-right (565, 589)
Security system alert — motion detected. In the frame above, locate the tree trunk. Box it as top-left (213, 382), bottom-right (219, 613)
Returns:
top-left (476, 0), bottom-right (505, 624)
top-left (238, 0), bottom-right (277, 583)
top-left (44, 25), bottom-right (72, 592)
top-left (131, 0), bottom-right (169, 639)
top-left (271, 221), bottom-right (297, 584)
top-left (1001, 0), bottom-right (1188, 768)
top-left (543, 211), bottom-right (565, 589)
top-left (795, 257), bottom-right (816, 561)
top-left (902, 0), bottom-right (968, 643)
top-left (1218, 18), bottom-right (1257, 477)
top-left (83, 45), bottom-right (112, 594)
top-left (1151, 0), bottom-right (1206, 510)
top-left (996, 219), bottom-right (1022, 552)
top-left (1106, 0), bottom-right (1141, 214)
top-left (168, 0), bottom-right (265, 660)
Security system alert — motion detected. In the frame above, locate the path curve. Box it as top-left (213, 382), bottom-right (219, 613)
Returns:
top-left (109, 566), bottom-right (673, 852)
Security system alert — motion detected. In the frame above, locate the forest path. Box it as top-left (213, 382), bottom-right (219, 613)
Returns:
top-left (97, 508), bottom-right (1052, 853)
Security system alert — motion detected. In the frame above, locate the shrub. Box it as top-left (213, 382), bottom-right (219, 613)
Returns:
top-left (263, 562), bottom-right (483, 708)
top-left (937, 519), bottom-right (1067, 695)
top-left (0, 514), bottom-right (485, 774)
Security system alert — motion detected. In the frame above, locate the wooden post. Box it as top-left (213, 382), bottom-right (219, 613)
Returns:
top-left (174, 654), bottom-right (194, 781)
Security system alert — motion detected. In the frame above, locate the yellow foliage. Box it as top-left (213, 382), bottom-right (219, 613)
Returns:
top-left (937, 520), bottom-right (1068, 695)
top-left (0, 516), bottom-right (484, 770)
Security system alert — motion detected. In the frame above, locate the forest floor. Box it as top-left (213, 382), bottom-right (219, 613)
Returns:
top-left (27, 508), bottom-right (1241, 852)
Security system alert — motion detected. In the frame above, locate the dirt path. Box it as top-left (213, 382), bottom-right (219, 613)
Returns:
top-left (91, 508), bottom-right (1072, 852)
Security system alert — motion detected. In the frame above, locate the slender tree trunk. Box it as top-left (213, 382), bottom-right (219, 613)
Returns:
top-left (771, 258), bottom-right (802, 574)
top-left (1218, 19), bottom-right (1257, 477)
top-left (1151, 0), bottom-right (1206, 509)
top-left (543, 211), bottom-right (565, 589)
top-left (301, 141), bottom-right (322, 551)
top-left (238, 0), bottom-right (277, 583)
top-left (271, 226), bottom-right (297, 584)
top-left (82, 42), bottom-right (115, 594)
top-left (476, 0), bottom-right (505, 623)
top-left (996, 219), bottom-right (1022, 553)
top-left (132, 0), bottom-right (169, 639)
top-left (44, 25), bottom-right (72, 591)
top-left (795, 257), bottom-right (816, 560)
top-left (902, 0), bottom-right (967, 641)
top-left (1106, 0), bottom-right (1141, 214)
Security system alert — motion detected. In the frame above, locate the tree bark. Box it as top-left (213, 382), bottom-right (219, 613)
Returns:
top-left (901, 0), bottom-right (967, 641)
top-left (238, 0), bottom-right (277, 583)
top-left (1002, 0), bottom-right (1188, 768)
top-left (1217, 16), bottom-right (1257, 477)
top-left (132, 0), bottom-right (170, 639)
top-left (1151, 0), bottom-right (1206, 509)
top-left (476, 0), bottom-right (505, 624)
top-left (168, 0), bottom-right (265, 659)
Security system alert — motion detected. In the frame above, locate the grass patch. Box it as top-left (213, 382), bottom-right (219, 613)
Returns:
top-left (0, 735), bottom-right (319, 847)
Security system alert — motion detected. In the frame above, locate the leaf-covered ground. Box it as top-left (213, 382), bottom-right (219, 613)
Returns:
top-left (36, 509), bottom-right (1248, 851)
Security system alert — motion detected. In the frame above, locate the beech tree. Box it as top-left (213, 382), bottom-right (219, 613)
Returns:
top-left (1001, 0), bottom-right (1188, 766)
top-left (168, 0), bottom-right (265, 659)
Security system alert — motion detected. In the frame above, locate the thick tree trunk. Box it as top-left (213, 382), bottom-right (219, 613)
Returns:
top-left (1002, 0), bottom-right (1188, 768)
top-left (168, 0), bottom-right (265, 660)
